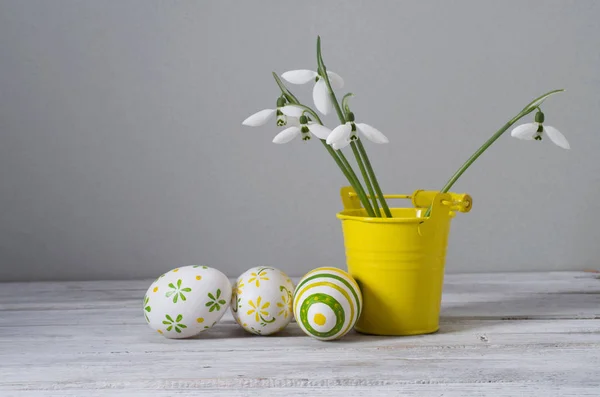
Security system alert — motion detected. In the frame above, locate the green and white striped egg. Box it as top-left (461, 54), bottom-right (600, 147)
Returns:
top-left (293, 267), bottom-right (362, 341)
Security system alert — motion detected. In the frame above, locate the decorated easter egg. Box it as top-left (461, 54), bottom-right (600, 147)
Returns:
top-left (231, 266), bottom-right (294, 335)
top-left (293, 267), bottom-right (362, 341)
top-left (143, 265), bottom-right (232, 339)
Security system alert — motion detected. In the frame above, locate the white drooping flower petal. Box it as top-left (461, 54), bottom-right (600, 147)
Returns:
top-left (286, 117), bottom-right (300, 127)
top-left (313, 79), bottom-right (332, 115)
top-left (326, 123), bottom-right (352, 145)
top-left (280, 105), bottom-right (304, 118)
top-left (307, 123), bottom-right (332, 140)
top-left (356, 123), bottom-right (389, 144)
top-left (242, 109), bottom-right (276, 127)
top-left (511, 123), bottom-right (538, 140)
top-left (332, 139), bottom-right (351, 150)
top-left (273, 126), bottom-right (301, 144)
top-left (544, 126), bottom-right (570, 149)
top-left (281, 70), bottom-right (318, 85)
top-left (281, 69), bottom-right (344, 115)
top-left (326, 71), bottom-right (344, 89)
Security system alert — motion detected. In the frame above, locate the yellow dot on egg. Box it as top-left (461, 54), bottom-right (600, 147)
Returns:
top-left (153, 287), bottom-right (158, 293)
top-left (173, 268), bottom-right (179, 272)
top-left (157, 330), bottom-right (163, 334)
top-left (196, 275), bottom-right (202, 280)
top-left (314, 313), bottom-right (326, 326)
top-left (196, 317), bottom-right (204, 323)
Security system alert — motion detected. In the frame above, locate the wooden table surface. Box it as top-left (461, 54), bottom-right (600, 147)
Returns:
top-left (1, 272), bottom-right (599, 396)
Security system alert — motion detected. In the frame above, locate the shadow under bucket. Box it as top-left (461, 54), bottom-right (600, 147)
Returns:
top-left (337, 187), bottom-right (472, 336)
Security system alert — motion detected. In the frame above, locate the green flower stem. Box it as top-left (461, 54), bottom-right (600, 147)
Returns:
top-left (290, 104), bottom-right (323, 124)
top-left (346, 142), bottom-right (380, 216)
top-left (350, 141), bottom-right (381, 217)
top-left (336, 147), bottom-right (375, 216)
top-left (291, 105), bottom-right (373, 214)
top-left (271, 72), bottom-right (373, 214)
top-left (356, 139), bottom-right (393, 217)
top-left (316, 37), bottom-right (346, 127)
top-left (322, 141), bottom-right (375, 217)
top-left (440, 120), bottom-right (514, 195)
top-left (425, 89), bottom-right (565, 217)
top-left (424, 120), bottom-right (516, 217)
top-left (317, 36), bottom-right (390, 217)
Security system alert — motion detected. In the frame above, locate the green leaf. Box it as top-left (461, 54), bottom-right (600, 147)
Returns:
top-left (166, 325), bottom-right (173, 331)
top-left (168, 283), bottom-right (175, 289)
top-left (165, 315), bottom-right (174, 322)
top-left (173, 295), bottom-right (178, 304)
top-left (202, 266), bottom-right (208, 269)
top-left (205, 301), bottom-right (213, 307)
top-left (271, 72), bottom-right (300, 104)
top-left (180, 294), bottom-right (187, 301)
top-left (178, 324), bottom-right (187, 329)
top-left (175, 326), bottom-right (181, 333)
top-left (209, 305), bottom-right (216, 313)
top-left (216, 289), bottom-right (221, 299)
top-left (145, 306), bottom-right (151, 312)
top-left (208, 293), bottom-right (215, 300)
top-left (316, 36), bottom-right (325, 74)
top-left (162, 320), bottom-right (171, 325)
top-left (177, 279), bottom-right (182, 288)
top-left (214, 304), bottom-right (221, 311)
top-left (341, 93), bottom-right (355, 117)
top-left (218, 299), bottom-right (226, 305)
top-left (165, 291), bottom-right (174, 298)
top-left (520, 89), bottom-right (565, 116)
top-left (181, 288), bottom-right (191, 292)
top-left (176, 314), bottom-right (183, 322)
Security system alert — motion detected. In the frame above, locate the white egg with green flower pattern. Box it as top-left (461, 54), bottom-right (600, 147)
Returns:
top-left (231, 266), bottom-right (294, 335)
top-left (143, 265), bottom-right (232, 339)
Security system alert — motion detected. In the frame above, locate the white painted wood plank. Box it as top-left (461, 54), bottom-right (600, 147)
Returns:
top-left (0, 272), bottom-right (599, 396)
top-left (4, 385), bottom-right (600, 397)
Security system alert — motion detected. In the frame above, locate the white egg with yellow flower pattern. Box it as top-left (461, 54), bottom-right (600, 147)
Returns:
top-left (293, 267), bottom-right (362, 341)
top-left (231, 266), bottom-right (294, 335)
top-left (143, 265), bottom-right (232, 339)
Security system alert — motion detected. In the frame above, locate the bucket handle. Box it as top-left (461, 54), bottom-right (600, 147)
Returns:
top-left (341, 187), bottom-right (472, 214)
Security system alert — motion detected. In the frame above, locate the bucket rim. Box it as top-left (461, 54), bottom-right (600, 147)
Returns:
top-left (336, 207), bottom-right (428, 224)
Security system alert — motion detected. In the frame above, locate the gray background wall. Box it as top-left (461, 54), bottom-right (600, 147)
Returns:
top-left (0, 0), bottom-right (598, 281)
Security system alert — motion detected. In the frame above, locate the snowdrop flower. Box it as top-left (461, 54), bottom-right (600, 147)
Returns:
top-left (326, 112), bottom-right (388, 150)
top-left (273, 115), bottom-right (331, 144)
top-left (242, 98), bottom-right (303, 127)
top-left (281, 70), bottom-right (344, 115)
top-left (511, 111), bottom-right (570, 149)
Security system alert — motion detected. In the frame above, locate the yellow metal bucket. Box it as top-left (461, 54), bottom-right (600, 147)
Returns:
top-left (337, 187), bottom-right (472, 335)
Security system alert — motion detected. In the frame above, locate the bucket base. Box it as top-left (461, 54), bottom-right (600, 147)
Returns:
top-left (354, 326), bottom-right (440, 337)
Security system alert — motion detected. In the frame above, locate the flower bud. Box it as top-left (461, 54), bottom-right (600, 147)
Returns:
top-left (534, 111), bottom-right (545, 123)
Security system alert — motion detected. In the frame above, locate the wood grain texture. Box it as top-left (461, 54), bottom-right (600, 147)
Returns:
top-left (1, 272), bottom-right (599, 396)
